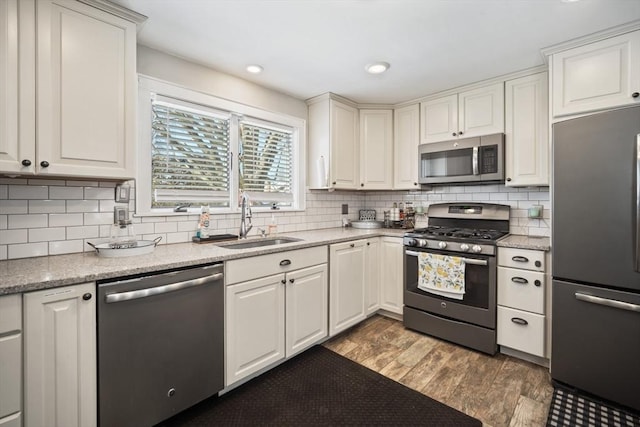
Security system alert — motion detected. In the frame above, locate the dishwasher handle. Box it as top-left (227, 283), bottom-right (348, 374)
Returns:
top-left (105, 272), bottom-right (223, 304)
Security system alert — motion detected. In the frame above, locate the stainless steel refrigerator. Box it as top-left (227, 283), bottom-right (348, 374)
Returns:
top-left (552, 105), bottom-right (640, 412)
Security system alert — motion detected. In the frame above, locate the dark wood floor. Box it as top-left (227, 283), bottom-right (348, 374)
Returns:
top-left (323, 315), bottom-right (553, 427)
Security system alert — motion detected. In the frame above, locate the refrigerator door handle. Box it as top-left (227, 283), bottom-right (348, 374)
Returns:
top-left (575, 292), bottom-right (640, 313)
top-left (636, 133), bottom-right (640, 272)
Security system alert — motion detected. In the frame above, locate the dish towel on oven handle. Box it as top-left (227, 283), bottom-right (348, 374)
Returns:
top-left (417, 252), bottom-right (466, 300)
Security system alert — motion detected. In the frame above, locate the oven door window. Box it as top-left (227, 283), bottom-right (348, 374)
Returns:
top-left (405, 250), bottom-right (490, 309)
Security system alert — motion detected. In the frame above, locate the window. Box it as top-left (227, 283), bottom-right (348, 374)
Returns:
top-left (137, 77), bottom-right (306, 215)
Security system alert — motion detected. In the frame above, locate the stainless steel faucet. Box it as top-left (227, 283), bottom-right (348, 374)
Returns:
top-left (239, 192), bottom-right (253, 239)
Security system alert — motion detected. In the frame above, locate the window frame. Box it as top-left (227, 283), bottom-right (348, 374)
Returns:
top-left (136, 76), bottom-right (306, 216)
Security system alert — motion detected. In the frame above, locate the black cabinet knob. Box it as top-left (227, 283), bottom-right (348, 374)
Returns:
top-left (332, 181), bottom-right (336, 185)
top-left (534, 280), bottom-right (541, 287)
top-left (361, 183), bottom-right (364, 187)
top-left (21, 159), bottom-right (32, 166)
top-left (289, 278), bottom-right (295, 284)
top-left (82, 293), bottom-right (92, 301)
top-left (367, 242), bottom-right (370, 246)
top-left (350, 243), bottom-right (355, 248)
top-left (40, 160), bottom-right (50, 168)
top-left (459, 131), bottom-right (463, 135)
top-left (281, 279), bottom-right (286, 284)
top-left (632, 92), bottom-right (639, 98)
top-left (535, 260), bottom-right (542, 268)
top-left (452, 132), bottom-right (457, 136)
top-left (413, 182), bottom-right (418, 186)
top-left (506, 177), bottom-right (512, 182)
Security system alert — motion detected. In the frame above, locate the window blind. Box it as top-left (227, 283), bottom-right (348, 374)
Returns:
top-left (151, 98), bottom-right (231, 207)
top-left (239, 120), bottom-right (294, 206)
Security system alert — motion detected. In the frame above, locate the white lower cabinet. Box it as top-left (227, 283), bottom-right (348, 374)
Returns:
top-left (23, 282), bottom-right (96, 427)
top-left (364, 238), bottom-right (381, 315)
top-left (329, 240), bottom-right (366, 336)
top-left (379, 237), bottom-right (404, 314)
top-left (0, 295), bottom-right (22, 427)
top-left (225, 247), bottom-right (328, 386)
top-left (497, 247), bottom-right (548, 359)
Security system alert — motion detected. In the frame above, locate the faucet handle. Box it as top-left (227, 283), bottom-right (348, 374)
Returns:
top-left (258, 227), bottom-right (266, 238)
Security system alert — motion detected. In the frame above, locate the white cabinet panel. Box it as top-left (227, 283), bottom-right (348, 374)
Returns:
top-left (497, 266), bottom-right (545, 314)
top-left (24, 282), bottom-right (96, 427)
top-left (0, 334), bottom-right (21, 420)
top-left (497, 306), bottom-right (545, 358)
top-left (329, 240), bottom-right (366, 336)
top-left (458, 83), bottom-right (504, 138)
top-left (551, 30), bottom-right (640, 117)
top-left (364, 238), bottom-right (380, 315)
top-left (498, 247), bottom-right (545, 272)
top-left (379, 237), bottom-right (403, 314)
top-left (286, 264), bottom-right (328, 357)
top-left (330, 100), bottom-right (359, 188)
top-left (420, 94), bottom-right (458, 143)
top-left (505, 72), bottom-right (549, 186)
top-left (225, 274), bottom-right (286, 386)
top-left (359, 110), bottom-right (393, 189)
top-left (393, 104), bottom-right (420, 190)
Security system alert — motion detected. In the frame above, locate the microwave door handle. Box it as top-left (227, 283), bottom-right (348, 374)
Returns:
top-left (472, 146), bottom-right (479, 175)
top-left (636, 134), bottom-right (640, 272)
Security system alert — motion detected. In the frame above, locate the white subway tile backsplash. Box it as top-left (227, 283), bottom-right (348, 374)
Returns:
top-left (155, 222), bottom-right (178, 233)
top-left (99, 200), bottom-right (116, 213)
top-left (28, 227), bottom-right (66, 243)
top-left (8, 185), bottom-right (48, 199)
top-left (166, 232), bottom-right (189, 244)
top-left (49, 213), bottom-right (83, 227)
top-left (49, 240), bottom-right (84, 256)
top-left (8, 242), bottom-right (48, 259)
top-left (8, 214), bottom-right (48, 229)
top-left (29, 199), bottom-right (66, 214)
top-left (84, 187), bottom-right (115, 200)
top-left (28, 179), bottom-right (66, 186)
top-left (0, 245), bottom-right (6, 260)
top-left (67, 225), bottom-right (99, 240)
top-left (84, 212), bottom-right (113, 226)
top-left (66, 180), bottom-right (99, 187)
top-left (66, 200), bottom-right (99, 213)
top-left (0, 229), bottom-right (28, 244)
top-left (0, 185), bottom-right (7, 199)
top-left (0, 215), bottom-right (6, 230)
top-left (134, 223), bottom-right (155, 235)
top-left (0, 178), bottom-right (27, 185)
top-left (0, 200), bottom-right (28, 214)
top-left (50, 186), bottom-right (83, 200)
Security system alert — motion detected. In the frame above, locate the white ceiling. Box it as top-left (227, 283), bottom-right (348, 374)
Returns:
top-left (111, 0), bottom-right (640, 104)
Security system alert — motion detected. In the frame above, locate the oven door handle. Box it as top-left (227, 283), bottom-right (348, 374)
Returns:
top-left (405, 250), bottom-right (488, 266)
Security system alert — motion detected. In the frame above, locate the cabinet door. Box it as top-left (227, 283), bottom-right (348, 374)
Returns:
top-left (330, 100), bottom-right (359, 188)
top-left (36, 0), bottom-right (136, 178)
top-left (0, 0), bottom-right (35, 174)
top-left (379, 237), bottom-right (404, 314)
top-left (552, 31), bottom-right (640, 117)
top-left (420, 94), bottom-right (458, 143)
top-left (329, 240), bottom-right (366, 336)
top-left (458, 82), bottom-right (504, 138)
top-left (23, 282), bottom-right (96, 427)
top-left (285, 264), bottom-right (328, 357)
top-left (393, 104), bottom-right (420, 190)
top-left (505, 72), bottom-right (549, 186)
top-left (359, 109), bottom-right (393, 189)
top-left (226, 274), bottom-right (285, 386)
top-left (364, 238), bottom-right (380, 315)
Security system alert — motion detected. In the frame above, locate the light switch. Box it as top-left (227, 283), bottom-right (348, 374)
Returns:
top-left (115, 184), bottom-right (130, 203)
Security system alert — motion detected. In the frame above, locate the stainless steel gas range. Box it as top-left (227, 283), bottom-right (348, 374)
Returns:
top-left (403, 202), bottom-right (510, 355)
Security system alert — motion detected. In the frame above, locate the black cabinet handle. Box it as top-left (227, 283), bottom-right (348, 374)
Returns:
top-left (512, 256), bottom-right (529, 263)
top-left (82, 293), bottom-right (92, 301)
top-left (511, 277), bottom-right (528, 284)
top-left (511, 317), bottom-right (528, 326)
top-left (40, 160), bottom-right (50, 168)
top-left (289, 278), bottom-right (295, 284)
top-left (632, 92), bottom-right (639, 98)
top-left (21, 159), bottom-right (32, 166)
top-left (279, 259), bottom-right (291, 266)
top-left (534, 280), bottom-right (541, 287)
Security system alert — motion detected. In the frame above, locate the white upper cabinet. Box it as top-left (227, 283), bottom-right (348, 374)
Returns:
top-left (505, 72), bottom-right (549, 187)
top-left (393, 104), bottom-right (420, 190)
top-left (550, 30), bottom-right (640, 118)
top-left (0, 0), bottom-right (141, 178)
top-left (421, 83), bottom-right (504, 144)
top-left (359, 109), bottom-right (393, 190)
top-left (308, 94), bottom-right (359, 189)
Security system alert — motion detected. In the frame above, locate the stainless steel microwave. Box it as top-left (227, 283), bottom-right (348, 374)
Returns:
top-left (418, 133), bottom-right (504, 185)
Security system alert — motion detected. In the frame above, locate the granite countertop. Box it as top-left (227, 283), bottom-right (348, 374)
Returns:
top-left (0, 227), bottom-right (407, 296)
top-left (497, 234), bottom-right (551, 251)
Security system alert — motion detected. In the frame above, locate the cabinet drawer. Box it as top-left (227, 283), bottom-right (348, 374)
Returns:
top-left (497, 306), bottom-right (545, 357)
top-left (226, 246), bottom-right (328, 285)
top-left (497, 267), bottom-right (545, 314)
top-left (498, 247), bottom-right (545, 272)
top-left (0, 334), bottom-right (21, 419)
top-left (0, 295), bottom-right (21, 334)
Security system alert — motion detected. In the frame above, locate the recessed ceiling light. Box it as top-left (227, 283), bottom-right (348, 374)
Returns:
top-left (365, 62), bottom-right (390, 74)
top-left (246, 64), bottom-right (263, 74)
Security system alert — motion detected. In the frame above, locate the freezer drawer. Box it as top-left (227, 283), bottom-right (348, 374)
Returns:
top-left (552, 280), bottom-right (640, 412)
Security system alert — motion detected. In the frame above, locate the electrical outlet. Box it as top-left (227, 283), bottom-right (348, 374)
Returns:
top-left (114, 206), bottom-right (129, 223)
top-left (115, 184), bottom-right (130, 203)
top-left (341, 204), bottom-right (348, 215)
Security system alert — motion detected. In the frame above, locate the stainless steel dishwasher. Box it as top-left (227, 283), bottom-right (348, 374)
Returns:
top-left (97, 263), bottom-right (224, 427)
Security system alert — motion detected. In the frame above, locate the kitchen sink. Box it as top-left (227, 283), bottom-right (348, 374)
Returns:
top-left (217, 237), bottom-right (303, 250)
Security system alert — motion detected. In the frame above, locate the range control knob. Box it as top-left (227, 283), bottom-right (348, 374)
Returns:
top-left (460, 244), bottom-right (470, 252)
top-left (416, 239), bottom-right (428, 248)
top-left (438, 241), bottom-right (447, 249)
top-left (471, 245), bottom-right (482, 253)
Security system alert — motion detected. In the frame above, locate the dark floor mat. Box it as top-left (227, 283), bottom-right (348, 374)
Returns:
top-left (157, 345), bottom-right (482, 426)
